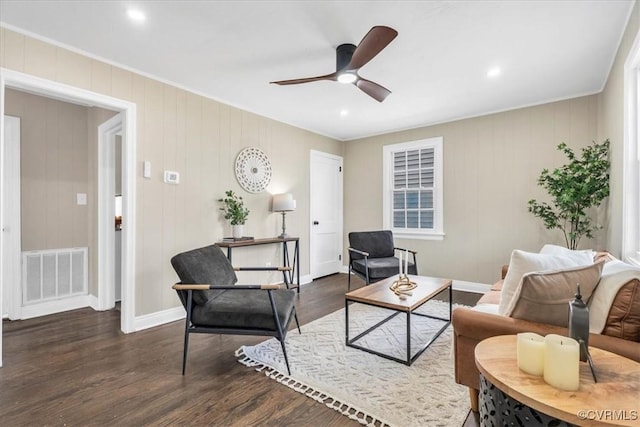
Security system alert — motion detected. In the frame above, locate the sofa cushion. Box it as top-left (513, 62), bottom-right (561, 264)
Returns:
top-left (601, 279), bottom-right (640, 341)
top-left (507, 261), bottom-right (604, 327)
top-left (477, 289), bottom-right (501, 305)
top-left (589, 259), bottom-right (640, 334)
top-left (498, 249), bottom-right (591, 315)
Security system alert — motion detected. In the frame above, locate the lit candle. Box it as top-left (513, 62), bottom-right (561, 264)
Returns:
top-left (517, 332), bottom-right (545, 376)
top-left (543, 334), bottom-right (580, 391)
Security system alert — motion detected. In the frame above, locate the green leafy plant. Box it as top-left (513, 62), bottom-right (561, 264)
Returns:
top-left (219, 190), bottom-right (249, 225)
top-left (528, 139), bottom-right (610, 250)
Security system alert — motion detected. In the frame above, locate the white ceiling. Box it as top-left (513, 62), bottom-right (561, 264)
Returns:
top-left (0, 0), bottom-right (634, 141)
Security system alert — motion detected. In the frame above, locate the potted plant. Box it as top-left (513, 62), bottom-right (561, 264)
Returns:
top-left (219, 190), bottom-right (250, 238)
top-left (528, 139), bottom-right (610, 250)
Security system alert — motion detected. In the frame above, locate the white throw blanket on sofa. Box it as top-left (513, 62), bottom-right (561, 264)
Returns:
top-left (588, 259), bottom-right (640, 333)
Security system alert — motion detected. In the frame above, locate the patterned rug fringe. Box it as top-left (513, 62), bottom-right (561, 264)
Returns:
top-left (235, 348), bottom-right (390, 427)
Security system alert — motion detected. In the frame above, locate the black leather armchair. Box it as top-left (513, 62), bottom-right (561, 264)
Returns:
top-left (171, 245), bottom-right (300, 375)
top-left (347, 230), bottom-right (418, 290)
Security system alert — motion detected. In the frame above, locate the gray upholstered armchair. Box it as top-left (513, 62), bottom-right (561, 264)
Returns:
top-left (347, 230), bottom-right (418, 290)
top-left (171, 245), bottom-right (300, 375)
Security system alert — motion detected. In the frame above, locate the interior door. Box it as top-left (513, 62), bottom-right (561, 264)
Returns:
top-left (310, 150), bottom-right (343, 279)
top-left (2, 115), bottom-right (21, 319)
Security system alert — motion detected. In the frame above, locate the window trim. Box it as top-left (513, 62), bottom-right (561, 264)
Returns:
top-left (382, 137), bottom-right (444, 240)
top-left (623, 30), bottom-right (640, 267)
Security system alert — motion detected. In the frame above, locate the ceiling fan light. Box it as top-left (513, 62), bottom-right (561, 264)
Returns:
top-left (337, 72), bottom-right (357, 84)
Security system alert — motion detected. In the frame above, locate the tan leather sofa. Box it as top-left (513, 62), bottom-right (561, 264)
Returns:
top-left (452, 259), bottom-right (640, 412)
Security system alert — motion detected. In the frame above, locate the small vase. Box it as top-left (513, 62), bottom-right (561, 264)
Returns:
top-left (232, 224), bottom-right (243, 239)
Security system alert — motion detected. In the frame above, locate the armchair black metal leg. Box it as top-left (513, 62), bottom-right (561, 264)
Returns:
top-left (268, 290), bottom-right (293, 374)
top-left (182, 330), bottom-right (190, 375)
top-left (279, 338), bottom-right (291, 375)
top-left (292, 309), bottom-right (301, 334)
top-left (348, 265), bottom-right (352, 290)
top-left (181, 291), bottom-right (196, 375)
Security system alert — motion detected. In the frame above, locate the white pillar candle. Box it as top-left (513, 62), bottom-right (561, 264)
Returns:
top-left (543, 334), bottom-right (580, 391)
top-left (517, 332), bottom-right (545, 376)
top-left (404, 250), bottom-right (408, 276)
top-left (398, 251), bottom-right (402, 276)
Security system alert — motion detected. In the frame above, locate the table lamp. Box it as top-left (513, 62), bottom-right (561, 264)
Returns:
top-left (272, 193), bottom-right (296, 238)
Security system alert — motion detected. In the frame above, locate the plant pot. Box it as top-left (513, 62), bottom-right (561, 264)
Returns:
top-left (232, 224), bottom-right (243, 239)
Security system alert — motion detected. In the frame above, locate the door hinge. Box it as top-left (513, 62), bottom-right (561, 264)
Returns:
top-left (338, 254), bottom-right (342, 261)
top-left (339, 166), bottom-right (342, 172)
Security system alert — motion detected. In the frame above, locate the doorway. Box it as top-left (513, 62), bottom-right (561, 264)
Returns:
top-left (0, 68), bottom-right (138, 367)
top-left (309, 150), bottom-right (343, 279)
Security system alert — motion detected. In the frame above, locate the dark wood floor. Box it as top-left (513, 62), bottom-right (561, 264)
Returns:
top-left (1, 273), bottom-right (481, 426)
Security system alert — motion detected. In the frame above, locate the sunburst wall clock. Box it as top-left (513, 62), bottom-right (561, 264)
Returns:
top-left (234, 147), bottom-right (272, 193)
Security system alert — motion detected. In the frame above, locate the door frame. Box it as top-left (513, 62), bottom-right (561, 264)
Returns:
top-left (97, 114), bottom-right (123, 312)
top-left (2, 115), bottom-right (21, 320)
top-left (309, 150), bottom-right (344, 279)
top-left (0, 68), bottom-right (138, 366)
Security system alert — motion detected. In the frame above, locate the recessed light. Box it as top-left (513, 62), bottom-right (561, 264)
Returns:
top-left (127, 9), bottom-right (146, 22)
top-left (340, 109), bottom-right (349, 117)
top-left (487, 67), bottom-right (501, 78)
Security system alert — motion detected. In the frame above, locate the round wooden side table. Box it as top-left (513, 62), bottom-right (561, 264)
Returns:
top-left (474, 335), bottom-right (640, 427)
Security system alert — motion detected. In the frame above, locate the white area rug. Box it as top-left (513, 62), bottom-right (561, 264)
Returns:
top-left (236, 300), bottom-right (469, 427)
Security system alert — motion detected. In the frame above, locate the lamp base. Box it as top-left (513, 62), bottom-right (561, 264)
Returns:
top-left (278, 211), bottom-right (288, 239)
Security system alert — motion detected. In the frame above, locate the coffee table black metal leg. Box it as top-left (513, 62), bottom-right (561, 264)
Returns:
top-left (406, 311), bottom-right (411, 365)
top-left (449, 284), bottom-right (453, 320)
top-left (345, 299), bottom-right (350, 346)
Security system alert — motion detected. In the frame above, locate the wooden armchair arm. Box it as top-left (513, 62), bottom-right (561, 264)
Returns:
top-left (172, 283), bottom-right (287, 291)
top-left (233, 266), bottom-right (291, 272)
top-left (394, 247), bottom-right (418, 255)
top-left (348, 247), bottom-right (369, 257)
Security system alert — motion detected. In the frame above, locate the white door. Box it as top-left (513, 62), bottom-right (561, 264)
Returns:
top-left (2, 115), bottom-right (21, 320)
top-left (310, 150), bottom-right (343, 279)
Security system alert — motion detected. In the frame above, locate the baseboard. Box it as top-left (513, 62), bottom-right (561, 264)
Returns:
top-left (19, 295), bottom-right (92, 320)
top-left (134, 306), bottom-right (185, 332)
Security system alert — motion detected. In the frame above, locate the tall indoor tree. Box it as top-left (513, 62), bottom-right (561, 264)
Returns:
top-left (528, 140), bottom-right (610, 250)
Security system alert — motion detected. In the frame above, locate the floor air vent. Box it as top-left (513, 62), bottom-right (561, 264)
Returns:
top-left (22, 247), bottom-right (88, 305)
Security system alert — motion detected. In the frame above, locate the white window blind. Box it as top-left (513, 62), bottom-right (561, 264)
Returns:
top-left (383, 137), bottom-right (444, 239)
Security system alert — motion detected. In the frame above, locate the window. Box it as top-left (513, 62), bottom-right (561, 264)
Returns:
top-left (623, 36), bottom-right (640, 267)
top-left (383, 137), bottom-right (444, 240)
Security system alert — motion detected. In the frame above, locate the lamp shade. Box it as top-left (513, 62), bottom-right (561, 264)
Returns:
top-left (272, 193), bottom-right (295, 212)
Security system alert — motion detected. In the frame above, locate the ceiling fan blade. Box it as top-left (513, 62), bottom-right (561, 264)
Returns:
top-left (356, 78), bottom-right (392, 102)
top-left (347, 26), bottom-right (398, 70)
top-left (270, 72), bottom-right (337, 85)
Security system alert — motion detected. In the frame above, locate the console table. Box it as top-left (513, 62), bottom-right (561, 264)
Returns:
top-left (216, 237), bottom-right (300, 293)
top-left (475, 335), bottom-right (640, 426)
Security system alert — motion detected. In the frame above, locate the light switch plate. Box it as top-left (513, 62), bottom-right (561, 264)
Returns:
top-left (77, 193), bottom-right (87, 205)
top-left (143, 161), bottom-right (151, 178)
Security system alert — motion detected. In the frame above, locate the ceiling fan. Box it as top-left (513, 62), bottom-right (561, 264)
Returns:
top-left (270, 26), bottom-right (398, 102)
